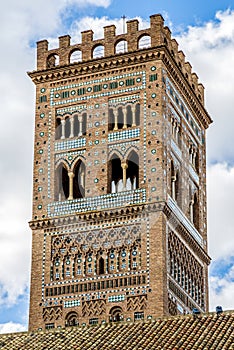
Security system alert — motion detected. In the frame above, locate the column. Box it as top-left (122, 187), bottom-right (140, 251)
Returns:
top-left (61, 119), bottom-right (65, 139)
top-left (69, 116), bottom-right (74, 138)
top-left (175, 125), bottom-right (180, 144)
top-left (132, 105), bottom-right (136, 127)
top-left (80, 168), bottom-right (85, 188)
top-left (190, 197), bottom-right (194, 223)
top-left (192, 149), bottom-right (197, 167)
top-left (68, 171), bottom-right (74, 200)
top-left (121, 161), bottom-right (128, 190)
top-left (113, 109), bottom-right (118, 131)
top-left (171, 175), bottom-right (176, 200)
top-left (78, 115), bottom-right (83, 137)
top-left (122, 107), bottom-right (127, 129)
top-left (172, 119), bottom-right (176, 138)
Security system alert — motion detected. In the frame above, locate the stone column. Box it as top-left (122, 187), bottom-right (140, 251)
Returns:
top-left (192, 149), bottom-right (197, 167)
top-left (68, 172), bottom-right (74, 200)
top-left (113, 109), bottom-right (118, 131)
top-left (121, 161), bottom-right (128, 190)
top-left (69, 116), bottom-right (74, 138)
top-left (190, 197), bottom-right (194, 223)
top-left (122, 107), bottom-right (127, 129)
top-left (171, 175), bottom-right (176, 200)
top-left (61, 119), bottom-right (66, 139)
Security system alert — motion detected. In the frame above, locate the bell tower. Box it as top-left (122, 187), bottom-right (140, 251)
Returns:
top-left (28, 14), bottom-right (212, 331)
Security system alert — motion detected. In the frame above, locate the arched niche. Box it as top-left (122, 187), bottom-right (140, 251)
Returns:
top-left (92, 45), bottom-right (104, 59)
top-left (108, 154), bottom-right (122, 194)
top-left (55, 163), bottom-right (69, 201)
top-left (138, 35), bottom-right (151, 49)
top-left (115, 40), bottom-right (128, 54)
top-left (73, 160), bottom-right (86, 199)
top-left (70, 49), bottom-right (82, 63)
top-left (126, 151), bottom-right (139, 190)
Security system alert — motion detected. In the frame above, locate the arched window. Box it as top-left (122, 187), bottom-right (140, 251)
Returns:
top-left (109, 306), bottom-right (123, 322)
top-left (126, 151), bottom-right (139, 190)
top-left (73, 160), bottom-right (85, 199)
top-left (138, 35), bottom-right (151, 49)
top-left (81, 113), bottom-right (87, 135)
top-left (65, 117), bottom-right (70, 138)
top-left (117, 107), bottom-right (124, 129)
top-left (70, 49), bottom-right (82, 64)
top-left (55, 118), bottom-right (62, 140)
top-left (193, 192), bottom-right (199, 230)
top-left (93, 45), bottom-right (104, 59)
top-left (108, 155), bottom-right (122, 194)
top-left (108, 108), bottom-right (115, 131)
top-left (55, 163), bottom-right (69, 201)
top-left (65, 312), bottom-right (79, 327)
top-left (98, 257), bottom-right (105, 275)
top-left (115, 40), bottom-right (128, 54)
top-left (135, 103), bottom-right (140, 126)
top-left (47, 54), bottom-right (59, 68)
top-left (73, 114), bottom-right (79, 136)
top-left (126, 105), bottom-right (133, 128)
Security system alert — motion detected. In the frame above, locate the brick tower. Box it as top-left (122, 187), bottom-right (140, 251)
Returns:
top-left (28, 14), bottom-right (212, 331)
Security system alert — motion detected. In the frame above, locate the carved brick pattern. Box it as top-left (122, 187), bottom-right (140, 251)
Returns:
top-left (127, 295), bottom-right (147, 311)
top-left (168, 230), bottom-right (204, 307)
top-left (82, 299), bottom-right (106, 317)
top-left (42, 306), bottom-right (63, 322)
top-left (51, 224), bottom-right (141, 254)
top-left (168, 295), bottom-right (178, 316)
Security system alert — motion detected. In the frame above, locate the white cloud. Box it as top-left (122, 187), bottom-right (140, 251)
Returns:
top-left (209, 262), bottom-right (234, 311)
top-left (176, 9), bottom-right (234, 163)
top-left (0, 322), bottom-right (27, 334)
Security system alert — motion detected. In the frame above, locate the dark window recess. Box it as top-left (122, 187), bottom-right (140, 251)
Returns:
top-left (62, 91), bottom-right (69, 99)
top-left (134, 312), bottom-right (144, 320)
top-left (93, 85), bottom-right (102, 92)
top-left (40, 95), bottom-right (47, 103)
top-left (109, 82), bottom-right (118, 89)
top-left (125, 78), bottom-right (135, 86)
top-left (77, 88), bottom-right (86, 95)
top-left (149, 74), bottom-right (157, 82)
top-left (89, 318), bottom-right (98, 325)
top-left (45, 323), bottom-right (54, 329)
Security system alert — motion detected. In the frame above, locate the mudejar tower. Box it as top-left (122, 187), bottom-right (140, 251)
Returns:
top-left (28, 14), bottom-right (212, 330)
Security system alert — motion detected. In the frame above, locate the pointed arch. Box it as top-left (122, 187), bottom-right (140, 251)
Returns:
top-left (108, 153), bottom-right (122, 194)
top-left (126, 150), bottom-right (139, 190)
top-left (55, 162), bottom-right (69, 201)
top-left (73, 160), bottom-right (86, 199)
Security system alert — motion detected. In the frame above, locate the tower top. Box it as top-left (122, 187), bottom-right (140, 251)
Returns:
top-left (30, 14), bottom-right (208, 118)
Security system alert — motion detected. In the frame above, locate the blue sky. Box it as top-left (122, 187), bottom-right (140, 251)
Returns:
top-left (0, 0), bottom-right (234, 333)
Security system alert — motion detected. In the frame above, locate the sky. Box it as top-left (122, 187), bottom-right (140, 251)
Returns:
top-left (0, 0), bottom-right (234, 334)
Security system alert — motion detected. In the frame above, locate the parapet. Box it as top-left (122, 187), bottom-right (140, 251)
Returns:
top-left (35, 14), bottom-right (204, 102)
